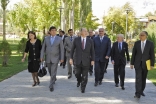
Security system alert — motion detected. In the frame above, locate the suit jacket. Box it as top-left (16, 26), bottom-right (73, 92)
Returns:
top-left (93, 36), bottom-right (111, 62)
top-left (111, 41), bottom-right (130, 65)
top-left (64, 36), bottom-right (76, 57)
top-left (70, 37), bottom-right (95, 66)
top-left (40, 36), bottom-right (64, 64)
top-left (131, 40), bottom-right (155, 69)
top-left (59, 35), bottom-right (68, 44)
top-left (87, 35), bottom-right (95, 40)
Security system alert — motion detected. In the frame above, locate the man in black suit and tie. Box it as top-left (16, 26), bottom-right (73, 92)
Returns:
top-left (131, 31), bottom-right (155, 98)
top-left (70, 28), bottom-right (95, 93)
top-left (87, 29), bottom-right (95, 76)
top-left (111, 34), bottom-right (130, 90)
top-left (59, 30), bottom-right (67, 68)
top-left (93, 28), bottom-right (111, 86)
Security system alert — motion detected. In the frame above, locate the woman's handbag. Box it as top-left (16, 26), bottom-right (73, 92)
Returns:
top-left (38, 61), bottom-right (47, 77)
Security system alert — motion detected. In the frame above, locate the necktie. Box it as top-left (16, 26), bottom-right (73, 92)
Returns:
top-left (82, 39), bottom-right (84, 50)
top-left (70, 36), bottom-right (72, 41)
top-left (51, 36), bottom-right (54, 45)
top-left (119, 42), bottom-right (121, 52)
top-left (141, 42), bottom-right (144, 53)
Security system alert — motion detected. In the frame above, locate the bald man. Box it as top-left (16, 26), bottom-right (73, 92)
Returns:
top-left (70, 28), bottom-right (95, 93)
top-left (93, 28), bottom-right (111, 86)
top-left (111, 34), bottom-right (130, 90)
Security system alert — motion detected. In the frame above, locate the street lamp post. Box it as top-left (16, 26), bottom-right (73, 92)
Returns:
top-left (58, 6), bottom-right (64, 29)
top-left (111, 22), bottom-right (114, 34)
top-left (125, 8), bottom-right (131, 41)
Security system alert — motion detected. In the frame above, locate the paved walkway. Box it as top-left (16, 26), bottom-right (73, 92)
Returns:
top-left (0, 63), bottom-right (156, 104)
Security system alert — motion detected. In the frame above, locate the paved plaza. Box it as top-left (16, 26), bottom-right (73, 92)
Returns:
top-left (0, 63), bottom-right (156, 104)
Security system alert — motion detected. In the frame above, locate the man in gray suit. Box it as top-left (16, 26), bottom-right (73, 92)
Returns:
top-left (40, 26), bottom-right (64, 92)
top-left (64, 29), bottom-right (76, 79)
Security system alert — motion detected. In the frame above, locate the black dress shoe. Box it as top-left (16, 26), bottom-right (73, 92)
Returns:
top-left (94, 82), bottom-right (98, 86)
top-left (50, 87), bottom-right (54, 92)
top-left (60, 63), bottom-right (62, 66)
top-left (68, 75), bottom-right (71, 79)
top-left (121, 86), bottom-right (125, 90)
top-left (134, 95), bottom-right (140, 98)
top-left (115, 84), bottom-right (119, 87)
top-left (81, 90), bottom-right (85, 93)
top-left (89, 72), bottom-right (92, 76)
top-left (141, 93), bottom-right (145, 96)
top-left (99, 81), bottom-right (102, 85)
top-left (77, 82), bottom-right (80, 87)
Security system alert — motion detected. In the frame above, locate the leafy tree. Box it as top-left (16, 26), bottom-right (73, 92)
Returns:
top-left (0, 0), bottom-right (9, 40)
top-left (85, 12), bottom-right (100, 30)
top-left (103, 2), bottom-right (136, 40)
top-left (0, 40), bottom-right (12, 66)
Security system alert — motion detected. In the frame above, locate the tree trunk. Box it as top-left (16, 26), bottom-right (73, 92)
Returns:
top-left (3, 9), bottom-right (6, 40)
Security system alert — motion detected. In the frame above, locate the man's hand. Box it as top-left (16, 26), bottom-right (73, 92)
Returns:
top-left (150, 66), bottom-right (154, 70)
top-left (60, 60), bottom-right (64, 63)
top-left (91, 61), bottom-right (94, 66)
top-left (111, 60), bottom-right (115, 65)
top-left (130, 65), bottom-right (134, 69)
top-left (40, 58), bottom-right (43, 62)
top-left (105, 56), bottom-right (109, 59)
top-left (70, 59), bottom-right (73, 65)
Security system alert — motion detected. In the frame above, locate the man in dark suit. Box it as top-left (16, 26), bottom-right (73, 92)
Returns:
top-left (70, 28), bottom-right (95, 93)
top-left (131, 31), bottom-right (155, 98)
top-left (87, 29), bottom-right (95, 76)
top-left (111, 34), bottom-right (130, 90)
top-left (93, 28), bottom-right (111, 86)
top-left (59, 30), bottom-right (68, 68)
top-left (104, 33), bottom-right (109, 73)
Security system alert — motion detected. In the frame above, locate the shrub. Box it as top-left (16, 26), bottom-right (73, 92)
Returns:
top-left (0, 40), bottom-right (12, 66)
top-left (147, 32), bottom-right (156, 53)
top-left (17, 38), bottom-right (27, 56)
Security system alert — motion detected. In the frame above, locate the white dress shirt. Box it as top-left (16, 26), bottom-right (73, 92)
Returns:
top-left (62, 35), bottom-right (64, 40)
top-left (141, 40), bottom-right (146, 53)
top-left (81, 37), bottom-right (86, 49)
top-left (100, 36), bottom-right (104, 41)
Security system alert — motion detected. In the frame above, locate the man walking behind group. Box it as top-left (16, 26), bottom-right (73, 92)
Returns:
top-left (111, 34), bottom-right (130, 90)
top-left (93, 28), bottom-right (111, 86)
top-left (40, 26), bottom-right (64, 92)
top-left (64, 29), bottom-right (76, 79)
top-left (131, 31), bottom-right (155, 98)
top-left (70, 28), bottom-right (95, 93)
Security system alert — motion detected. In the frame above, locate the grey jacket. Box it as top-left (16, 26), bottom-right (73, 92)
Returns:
top-left (40, 35), bottom-right (64, 64)
top-left (64, 36), bottom-right (76, 57)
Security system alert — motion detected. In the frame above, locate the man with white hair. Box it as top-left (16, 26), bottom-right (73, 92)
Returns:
top-left (111, 34), bottom-right (130, 90)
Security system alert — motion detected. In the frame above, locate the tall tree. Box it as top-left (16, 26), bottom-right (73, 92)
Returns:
top-left (1, 0), bottom-right (9, 40)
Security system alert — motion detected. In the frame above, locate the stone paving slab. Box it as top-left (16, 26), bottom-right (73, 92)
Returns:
top-left (0, 63), bottom-right (156, 104)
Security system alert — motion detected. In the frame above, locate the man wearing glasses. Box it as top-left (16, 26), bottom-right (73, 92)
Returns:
top-left (131, 31), bottom-right (155, 98)
top-left (93, 28), bottom-right (111, 86)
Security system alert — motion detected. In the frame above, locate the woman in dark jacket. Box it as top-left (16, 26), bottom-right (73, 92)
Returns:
top-left (22, 31), bottom-right (42, 87)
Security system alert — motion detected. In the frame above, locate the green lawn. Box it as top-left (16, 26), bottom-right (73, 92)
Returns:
top-left (0, 38), bottom-right (27, 82)
top-left (147, 65), bottom-right (156, 86)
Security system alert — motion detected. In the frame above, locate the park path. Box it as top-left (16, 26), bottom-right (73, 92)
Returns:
top-left (0, 63), bottom-right (156, 104)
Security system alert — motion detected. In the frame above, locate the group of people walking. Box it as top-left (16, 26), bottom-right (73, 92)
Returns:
top-left (22, 26), bottom-right (155, 99)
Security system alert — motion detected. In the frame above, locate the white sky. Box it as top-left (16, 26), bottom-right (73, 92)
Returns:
top-left (92, 0), bottom-right (156, 19)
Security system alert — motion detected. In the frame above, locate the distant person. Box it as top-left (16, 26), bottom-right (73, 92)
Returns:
top-left (104, 33), bottom-right (109, 73)
top-left (111, 34), bottom-right (130, 90)
top-left (131, 31), bottom-right (155, 98)
top-left (40, 26), bottom-right (64, 92)
top-left (64, 29), bottom-right (76, 79)
top-left (93, 28), bottom-right (111, 86)
top-left (57, 29), bottom-right (62, 36)
top-left (94, 31), bottom-right (99, 37)
top-left (87, 29), bottom-right (95, 76)
top-left (22, 31), bottom-right (42, 87)
top-left (70, 28), bottom-right (95, 93)
top-left (59, 30), bottom-right (68, 68)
